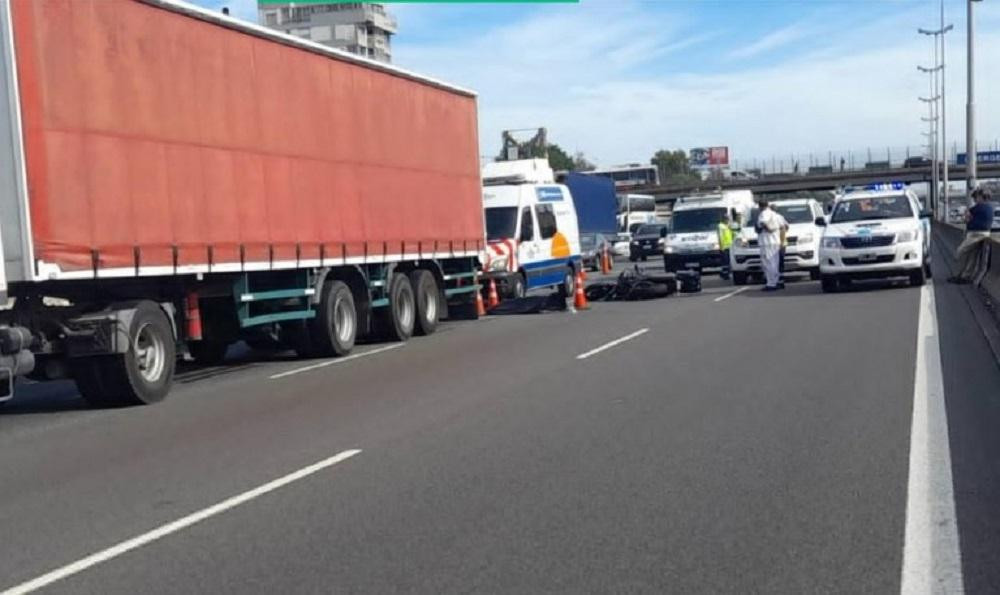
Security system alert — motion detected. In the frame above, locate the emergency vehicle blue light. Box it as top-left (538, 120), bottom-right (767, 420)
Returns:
top-left (864, 181), bottom-right (905, 191)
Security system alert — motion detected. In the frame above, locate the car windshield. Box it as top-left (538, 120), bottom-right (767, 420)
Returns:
top-left (831, 195), bottom-right (912, 223)
top-left (580, 233), bottom-right (599, 249)
top-left (484, 207), bottom-right (517, 241)
top-left (671, 208), bottom-right (726, 233)
top-left (774, 204), bottom-right (814, 224)
top-left (635, 224), bottom-right (665, 236)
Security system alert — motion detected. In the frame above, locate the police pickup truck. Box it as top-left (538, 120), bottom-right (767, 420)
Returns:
top-left (817, 185), bottom-right (932, 292)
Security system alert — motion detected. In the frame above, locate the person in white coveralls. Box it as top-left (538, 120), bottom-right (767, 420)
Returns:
top-left (755, 200), bottom-right (788, 291)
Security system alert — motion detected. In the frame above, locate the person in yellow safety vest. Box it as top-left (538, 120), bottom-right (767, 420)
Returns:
top-left (717, 215), bottom-right (733, 280)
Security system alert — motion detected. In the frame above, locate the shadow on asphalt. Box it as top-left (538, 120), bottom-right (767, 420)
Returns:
top-left (1, 340), bottom-right (374, 415)
top-left (739, 278), bottom-right (917, 298)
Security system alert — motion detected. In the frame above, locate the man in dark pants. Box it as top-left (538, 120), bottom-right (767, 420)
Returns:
top-left (949, 188), bottom-right (996, 283)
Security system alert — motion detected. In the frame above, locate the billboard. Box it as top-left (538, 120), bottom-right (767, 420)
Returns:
top-left (689, 146), bottom-right (730, 168)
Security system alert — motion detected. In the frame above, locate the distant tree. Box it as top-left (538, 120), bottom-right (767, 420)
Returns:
top-left (571, 151), bottom-right (596, 172)
top-left (546, 144), bottom-right (575, 172)
top-left (494, 138), bottom-right (594, 173)
top-left (651, 149), bottom-right (700, 184)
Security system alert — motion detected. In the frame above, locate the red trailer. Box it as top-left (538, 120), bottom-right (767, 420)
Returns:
top-left (0, 0), bottom-right (484, 405)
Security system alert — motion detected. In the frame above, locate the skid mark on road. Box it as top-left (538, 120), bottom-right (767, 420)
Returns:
top-left (0, 449), bottom-right (362, 595)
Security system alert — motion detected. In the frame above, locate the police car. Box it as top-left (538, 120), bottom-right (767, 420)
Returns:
top-left (817, 184), bottom-right (932, 292)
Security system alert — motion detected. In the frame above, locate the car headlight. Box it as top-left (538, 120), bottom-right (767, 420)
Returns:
top-left (664, 245), bottom-right (674, 254)
top-left (487, 258), bottom-right (508, 272)
top-left (710, 241), bottom-right (720, 250)
top-left (630, 241), bottom-right (639, 246)
top-left (821, 237), bottom-right (841, 249)
top-left (896, 229), bottom-right (919, 243)
top-left (657, 238), bottom-right (665, 246)
top-left (737, 238), bottom-right (751, 248)
top-left (796, 233), bottom-right (814, 245)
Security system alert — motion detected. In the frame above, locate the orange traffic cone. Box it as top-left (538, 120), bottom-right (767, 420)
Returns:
top-left (487, 278), bottom-right (501, 309)
top-left (573, 269), bottom-right (589, 310)
top-left (475, 275), bottom-right (487, 316)
top-left (600, 245), bottom-right (612, 274)
top-left (581, 266), bottom-right (589, 281)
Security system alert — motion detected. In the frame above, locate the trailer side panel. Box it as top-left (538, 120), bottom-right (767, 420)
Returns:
top-left (10, 0), bottom-right (483, 278)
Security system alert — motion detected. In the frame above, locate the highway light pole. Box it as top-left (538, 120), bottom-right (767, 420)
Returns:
top-left (967, 0), bottom-right (982, 195)
top-left (919, 3), bottom-right (953, 218)
top-left (919, 94), bottom-right (940, 213)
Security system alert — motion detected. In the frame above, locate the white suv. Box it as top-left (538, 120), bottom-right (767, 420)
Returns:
top-left (730, 199), bottom-right (824, 285)
top-left (817, 188), bottom-right (931, 292)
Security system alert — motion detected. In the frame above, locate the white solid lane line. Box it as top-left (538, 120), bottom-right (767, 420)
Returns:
top-left (269, 343), bottom-right (404, 380)
top-left (576, 328), bottom-right (649, 360)
top-left (713, 286), bottom-right (750, 302)
top-left (899, 284), bottom-right (963, 594)
top-left (0, 449), bottom-right (362, 595)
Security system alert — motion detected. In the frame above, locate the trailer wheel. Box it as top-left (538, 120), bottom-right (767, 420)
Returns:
top-left (188, 341), bottom-right (229, 365)
top-left (379, 273), bottom-right (415, 341)
top-left (310, 280), bottom-right (357, 357)
top-left (76, 301), bottom-right (176, 407)
top-left (409, 270), bottom-right (440, 336)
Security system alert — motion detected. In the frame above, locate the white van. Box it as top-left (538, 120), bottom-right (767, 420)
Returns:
top-left (730, 198), bottom-right (825, 284)
top-left (481, 160), bottom-right (582, 298)
top-left (663, 190), bottom-right (754, 274)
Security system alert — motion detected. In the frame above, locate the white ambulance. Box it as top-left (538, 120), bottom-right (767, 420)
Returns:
top-left (481, 160), bottom-right (583, 298)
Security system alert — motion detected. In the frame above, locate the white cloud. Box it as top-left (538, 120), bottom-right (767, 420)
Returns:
top-left (727, 23), bottom-right (811, 60)
top-left (393, 1), bottom-right (1000, 168)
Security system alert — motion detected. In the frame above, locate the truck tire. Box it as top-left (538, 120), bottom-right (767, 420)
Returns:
top-left (909, 266), bottom-right (926, 287)
top-left (76, 301), bottom-right (176, 407)
top-left (379, 273), bottom-right (415, 341)
top-left (296, 280), bottom-right (356, 358)
top-left (809, 268), bottom-right (821, 281)
top-left (188, 340), bottom-right (229, 365)
top-left (732, 271), bottom-right (747, 285)
top-left (409, 270), bottom-right (440, 336)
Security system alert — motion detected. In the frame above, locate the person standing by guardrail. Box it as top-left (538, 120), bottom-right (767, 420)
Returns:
top-left (948, 188), bottom-right (996, 284)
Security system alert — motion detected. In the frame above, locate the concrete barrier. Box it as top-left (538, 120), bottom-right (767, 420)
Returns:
top-left (983, 239), bottom-right (1000, 302)
top-left (935, 221), bottom-right (1000, 306)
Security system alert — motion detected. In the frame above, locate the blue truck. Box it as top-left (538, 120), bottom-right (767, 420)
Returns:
top-left (559, 172), bottom-right (619, 270)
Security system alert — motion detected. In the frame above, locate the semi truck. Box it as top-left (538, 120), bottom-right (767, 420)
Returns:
top-left (559, 173), bottom-right (617, 236)
top-left (0, 0), bottom-right (484, 405)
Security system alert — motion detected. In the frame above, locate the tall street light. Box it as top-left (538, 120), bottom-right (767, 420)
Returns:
top-left (920, 92), bottom-right (940, 212)
top-left (919, 2), bottom-right (953, 217)
top-left (967, 0), bottom-right (983, 195)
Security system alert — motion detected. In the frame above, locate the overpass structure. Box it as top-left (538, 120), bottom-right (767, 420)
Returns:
top-left (643, 162), bottom-right (1000, 202)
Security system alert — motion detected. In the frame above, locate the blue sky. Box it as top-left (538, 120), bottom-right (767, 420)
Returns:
top-left (198, 0), bottom-right (998, 168)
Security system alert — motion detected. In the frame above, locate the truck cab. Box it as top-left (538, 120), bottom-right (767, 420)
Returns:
top-left (663, 190), bottom-right (754, 275)
top-left (481, 160), bottom-right (582, 298)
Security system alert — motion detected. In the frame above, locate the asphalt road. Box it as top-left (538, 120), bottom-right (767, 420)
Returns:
top-left (0, 255), bottom-right (998, 594)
